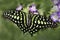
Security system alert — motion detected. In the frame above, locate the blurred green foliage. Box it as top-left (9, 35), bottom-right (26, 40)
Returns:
top-left (0, 0), bottom-right (60, 40)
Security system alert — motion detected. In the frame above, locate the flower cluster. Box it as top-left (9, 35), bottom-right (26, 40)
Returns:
top-left (52, 0), bottom-right (60, 5)
top-left (16, 4), bottom-right (38, 14)
top-left (50, 0), bottom-right (60, 22)
top-left (29, 4), bottom-right (38, 14)
top-left (16, 1), bottom-right (60, 22)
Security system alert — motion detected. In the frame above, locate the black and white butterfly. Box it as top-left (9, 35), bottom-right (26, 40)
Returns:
top-left (3, 9), bottom-right (57, 36)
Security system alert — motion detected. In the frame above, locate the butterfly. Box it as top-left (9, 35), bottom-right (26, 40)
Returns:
top-left (3, 9), bottom-right (57, 36)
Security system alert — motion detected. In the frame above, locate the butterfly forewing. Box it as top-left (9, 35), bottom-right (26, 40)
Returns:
top-left (3, 10), bottom-right (28, 33)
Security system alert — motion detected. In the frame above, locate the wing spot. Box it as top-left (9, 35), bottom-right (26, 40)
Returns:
top-left (14, 16), bottom-right (16, 19)
top-left (41, 21), bottom-right (43, 24)
top-left (17, 16), bottom-right (19, 20)
top-left (44, 22), bottom-right (46, 24)
top-left (35, 21), bottom-right (36, 23)
top-left (38, 20), bottom-right (40, 24)
top-left (39, 26), bottom-right (41, 28)
top-left (12, 15), bottom-right (14, 18)
top-left (20, 18), bottom-right (22, 20)
top-left (36, 25), bottom-right (39, 28)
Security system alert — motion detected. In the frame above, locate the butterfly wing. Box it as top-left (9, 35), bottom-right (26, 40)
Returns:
top-left (3, 10), bottom-right (28, 33)
top-left (28, 15), bottom-right (57, 36)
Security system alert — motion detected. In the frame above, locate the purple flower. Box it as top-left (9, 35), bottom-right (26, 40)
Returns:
top-left (52, 0), bottom-right (60, 10)
top-left (57, 3), bottom-right (60, 10)
top-left (16, 5), bottom-right (23, 10)
top-left (57, 11), bottom-right (60, 16)
top-left (51, 0), bottom-right (60, 22)
top-left (58, 18), bottom-right (60, 22)
top-left (50, 12), bottom-right (58, 22)
top-left (52, 0), bottom-right (60, 5)
top-left (29, 4), bottom-right (38, 14)
top-left (50, 11), bottom-right (60, 22)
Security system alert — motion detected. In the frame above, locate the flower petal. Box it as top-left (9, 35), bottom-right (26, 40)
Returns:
top-left (50, 12), bottom-right (58, 22)
top-left (52, 0), bottom-right (60, 5)
top-left (29, 4), bottom-right (38, 14)
top-left (16, 5), bottom-right (23, 10)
